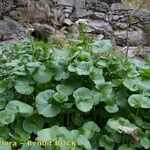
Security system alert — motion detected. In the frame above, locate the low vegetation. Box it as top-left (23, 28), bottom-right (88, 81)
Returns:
top-left (0, 35), bottom-right (150, 150)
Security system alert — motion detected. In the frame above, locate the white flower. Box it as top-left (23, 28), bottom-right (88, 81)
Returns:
top-left (75, 19), bottom-right (89, 25)
top-left (26, 28), bottom-right (35, 35)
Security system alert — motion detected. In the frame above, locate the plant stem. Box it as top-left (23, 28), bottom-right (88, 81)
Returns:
top-left (93, 106), bottom-right (96, 122)
top-left (67, 112), bottom-right (70, 127)
top-left (122, 133), bottom-right (126, 144)
top-left (134, 107), bottom-right (139, 124)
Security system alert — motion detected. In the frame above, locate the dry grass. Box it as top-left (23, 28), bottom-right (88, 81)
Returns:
top-left (122, 0), bottom-right (150, 9)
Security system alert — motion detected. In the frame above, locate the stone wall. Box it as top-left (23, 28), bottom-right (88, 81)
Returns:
top-left (0, 0), bottom-right (150, 46)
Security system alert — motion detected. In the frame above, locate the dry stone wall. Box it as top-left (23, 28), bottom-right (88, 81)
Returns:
top-left (0, 0), bottom-right (149, 46)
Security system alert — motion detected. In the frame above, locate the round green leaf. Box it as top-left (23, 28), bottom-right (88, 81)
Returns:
top-left (79, 51), bottom-right (91, 60)
top-left (36, 90), bottom-right (61, 118)
top-left (0, 127), bottom-right (9, 139)
top-left (82, 121), bottom-right (100, 139)
top-left (90, 68), bottom-right (105, 86)
top-left (77, 135), bottom-right (91, 150)
top-left (5, 100), bottom-right (33, 114)
top-left (14, 78), bottom-right (34, 95)
top-left (0, 145), bottom-right (12, 150)
top-left (0, 110), bottom-right (15, 126)
top-left (33, 68), bottom-right (53, 84)
top-left (105, 103), bottom-right (119, 113)
top-left (22, 114), bottom-right (44, 134)
top-left (118, 144), bottom-right (133, 150)
top-left (123, 78), bottom-right (141, 92)
top-left (92, 40), bottom-right (112, 53)
top-left (76, 61), bottom-right (93, 75)
top-left (53, 92), bottom-right (68, 103)
top-left (19, 144), bottom-right (42, 150)
top-left (73, 87), bottom-right (94, 112)
top-left (139, 79), bottom-right (150, 91)
top-left (36, 126), bottom-right (70, 142)
top-left (140, 137), bottom-right (150, 149)
top-left (68, 64), bottom-right (76, 72)
top-left (128, 94), bottom-right (150, 109)
top-left (107, 117), bottom-right (138, 133)
top-left (15, 126), bottom-right (31, 143)
top-left (54, 68), bottom-right (70, 81)
top-left (56, 84), bottom-right (74, 96)
top-left (99, 135), bottom-right (114, 150)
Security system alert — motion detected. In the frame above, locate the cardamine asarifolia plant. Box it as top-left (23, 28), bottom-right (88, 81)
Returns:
top-left (0, 36), bottom-right (150, 150)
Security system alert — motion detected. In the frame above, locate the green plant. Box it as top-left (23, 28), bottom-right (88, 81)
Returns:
top-left (0, 36), bottom-right (150, 150)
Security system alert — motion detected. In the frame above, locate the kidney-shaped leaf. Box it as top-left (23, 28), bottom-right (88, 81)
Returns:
top-left (76, 61), bottom-right (93, 75)
top-left (99, 135), bottom-right (114, 150)
top-left (14, 78), bottom-right (34, 95)
top-left (33, 68), bottom-right (53, 84)
top-left (22, 114), bottom-right (44, 134)
top-left (90, 68), bottom-right (105, 86)
top-left (107, 117), bottom-right (138, 138)
top-left (19, 144), bottom-right (42, 150)
top-left (56, 84), bottom-right (74, 96)
top-left (73, 87), bottom-right (94, 112)
top-left (123, 78), bottom-right (141, 92)
top-left (92, 40), bottom-right (112, 53)
top-left (82, 121), bottom-right (100, 139)
top-left (118, 144), bottom-right (133, 150)
top-left (36, 126), bottom-right (71, 142)
top-left (128, 94), bottom-right (150, 109)
top-left (77, 135), bottom-right (91, 150)
top-left (5, 100), bottom-right (33, 114)
top-left (105, 103), bottom-right (119, 113)
top-left (36, 90), bottom-right (61, 118)
top-left (0, 110), bottom-right (15, 126)
top-left (0, 145), bottom-right (12, 150)
top-left (53, 92), bottom-right (68, 103)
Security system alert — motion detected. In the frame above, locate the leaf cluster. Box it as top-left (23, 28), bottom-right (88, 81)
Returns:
top-left (0, 37), bottom-right (150, 150)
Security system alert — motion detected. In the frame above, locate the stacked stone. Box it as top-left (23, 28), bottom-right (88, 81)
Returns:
top-left (0, 0), bottom-right (149, 46)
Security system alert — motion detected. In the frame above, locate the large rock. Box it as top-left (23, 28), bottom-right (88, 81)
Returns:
top-left (114, 29), bottom-right (148, 46)
top-left (32, 23), bottom-right (55, 40)
top-left (10, 7), bottom-right (47, 23)
top-left (88, 19), bottom-right (113, 33)
top-left (111, 3), bottom-right (126, 11)
top-left (0, 18), bottom-right (26, 42)
top-left (74, 0), bottom-right (86, 18)
top-left (129, 9), bottom-right (150, 19)
top-left (55, 0), bottom-right (74, 6)
top-left (91, 12), bottom-right (106, 20)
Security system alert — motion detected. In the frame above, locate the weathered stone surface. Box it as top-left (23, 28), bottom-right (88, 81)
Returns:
top-left (91, 12), bottom-right (106, 20)
top-left (115, 22), bottom-right (128, 29)
top-left (119, 46), bottom-right (150, 58)
top-left (32, 23), bottom-right (55, 38)
top-left (0, 0), bottom-right (149, 47)
top-left (74, 0), bottom-right (86, 18)
top-left (63, 18), bottom-right (73, 25)
top-left (0, 18), bottom-right (26, 42)
top-left (88, 19), bottom-right (113, 33)
top-left (114, 29), bottom-right (148, 46)
top-left (74, 9), bottom-right (87, 18)
top-left (111, 3), bottom-right (126, 11)
top-left (10, 7), bottom-right (47, 23)
top-left (56, 0), bottom-right (74, 6)
top-left (129, 9), bottom-right (150, 18)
